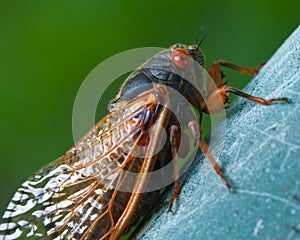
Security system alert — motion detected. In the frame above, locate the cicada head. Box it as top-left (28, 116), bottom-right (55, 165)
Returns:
top-left (167, 43), bottom-right (206, 111)
top-left (170, 43), bottom-right (205, 70)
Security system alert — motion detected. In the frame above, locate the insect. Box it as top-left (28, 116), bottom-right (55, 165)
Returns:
top-left (0, 42), bottom-right (288, 240)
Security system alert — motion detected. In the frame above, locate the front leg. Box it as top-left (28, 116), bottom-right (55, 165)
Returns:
top-left (203, 85), bottom-right (289, 114)
top-left (206, 60), bottom-right (263, 94)
top-left (204, 60), bottom-right (289, 114)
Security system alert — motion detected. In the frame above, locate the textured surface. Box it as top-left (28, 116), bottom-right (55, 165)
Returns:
top-left (137, 26), bottom-right (300, 240)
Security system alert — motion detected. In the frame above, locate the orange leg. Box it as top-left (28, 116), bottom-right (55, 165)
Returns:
top-left (207, 60), bottom-right (263, 94)
top-left (204, 60), bottom-right (288, 114)
top-left (216, 61), bottom-right (263, 75)
top-left (224, 87), bottom-right (289, 105)
top-left (168, 125), bottom-right (181, 212)
top-left (203, 85), bottom-right (289, 114)
top-left (199, 139), bottom-right (232, 189)
top-left (188, 120), bottom-right (232, 189)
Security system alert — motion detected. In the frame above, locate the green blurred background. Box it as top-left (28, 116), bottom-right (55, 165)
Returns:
top-left (0, 0), bottom-right (299, 216)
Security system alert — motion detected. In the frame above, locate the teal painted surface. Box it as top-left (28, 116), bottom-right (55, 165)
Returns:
top-left (137, 26), bottom-right (300, 240)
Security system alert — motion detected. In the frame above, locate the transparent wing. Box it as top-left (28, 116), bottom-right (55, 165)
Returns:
top-left (0, 88), bottom-right (161, 240)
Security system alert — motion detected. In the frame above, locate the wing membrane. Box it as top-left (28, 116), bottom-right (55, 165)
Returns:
top-left (0, 88), bottom-right (163, 240)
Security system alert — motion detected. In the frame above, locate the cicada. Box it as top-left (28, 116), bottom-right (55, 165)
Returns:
top-left (0, 42), bottom-right (288, 240)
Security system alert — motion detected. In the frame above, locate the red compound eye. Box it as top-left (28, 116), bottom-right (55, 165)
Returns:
top-left (172, 49), bottom-right (192, 69)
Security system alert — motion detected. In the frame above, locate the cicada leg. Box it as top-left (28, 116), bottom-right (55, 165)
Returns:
top-left (206, 60), bottom-right (263, 94)
top-left (204, 60), bottom-right (289, 114)
top-left (188, 120), bottom-right (233, 189)
top-left (198, 60), bottom-right (289, 186)
top-left (168, 125), bottom-right (181, 212)
top-left (225, 87), bottom-right (289, 105)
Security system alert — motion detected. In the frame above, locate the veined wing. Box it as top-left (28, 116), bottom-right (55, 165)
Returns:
top-left (0, 87), bottom-right (166, 240)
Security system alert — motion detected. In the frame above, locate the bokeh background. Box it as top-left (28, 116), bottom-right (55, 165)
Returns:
top-left (0, 0), bottom-right (299, 216)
